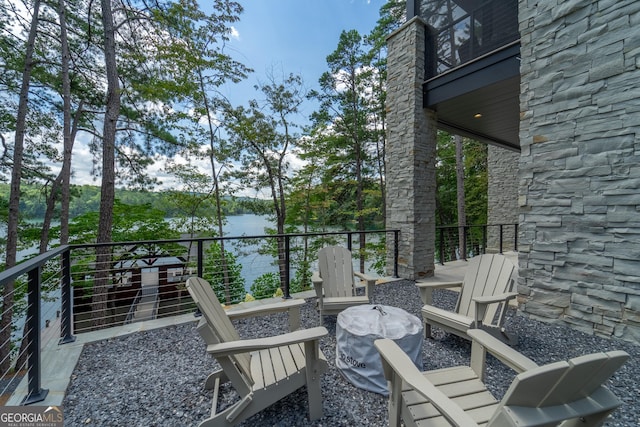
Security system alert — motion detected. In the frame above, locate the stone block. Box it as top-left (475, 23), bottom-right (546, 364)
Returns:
top-left (621, 309), bottom-right (640, 323)
top-left (527, 251), bottom-right (556, 263)
top-left (614, 258), bottom-right (640, 277)
top-left (625, 295), bottom-right (640, 311)
top-left (605, 282), bottom-right (640, 296)
top-left (562, 317), bottom-right (596, 335)
top-left (586, 288), bottom-right (626, 303)
top-left (531, 289), bottom-right (571, 307)
top-left (532, 241), bottom-right (568, 253)
top-left (614, 322), bottom-right (640, 342)
top-left (594, 322), bottom-right (615, 338)
top-left (577, 23), bottom-right (608, 44)
top-left (564, 252), bottom-right (613, 268)
top-left (517, 283), bottom-right (532, 296)
top-left (572, 292), bottom-right (621, 312)
top-left (522, 300), bottom-right (565, 319)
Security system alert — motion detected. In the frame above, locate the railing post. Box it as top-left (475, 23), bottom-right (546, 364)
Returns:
top-left (499, 224), bottom-right (504, 254)
top-left (346, 232), bottom-right (353, 252)
top-left (197, 240), bottom-right (204, 277)
top-left (462, 226), bottom-right (468, 260)
top-left (284, 235), bottom-right (291, 299)
top-left (393, 230), bottom-right (399, 278)
top-left (439, 228), bottom-right (445, 265)
top-left (22, 267), bottom-right (48, 405)
top-left (194, 240), bottom-right (204, 317)
top-left (482, 225), bottom-right (487, 255)
top-left (59, 249), bottom-right (75, 345)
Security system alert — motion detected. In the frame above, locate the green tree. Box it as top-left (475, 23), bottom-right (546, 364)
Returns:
top-left (364, 0), bottom-right (406, 224)
top-left (60, 201), bottom-right (183, 316)
top-left (62, 200), bottom-right (179, 245)
top-left (203, 242), bottom-right (245, 305)
top-left (0, 0), bottom-right (44, 374)
top-left (225, 72), bottom-right (305, 293)
top-left (151, 0), bottom-right (249, 305)
top-left (309, 29), bottom-right (381, 271)
top-left (436, 132), bottom-right (487, 258)
top-left (250, 272), bottom-right (280, 300)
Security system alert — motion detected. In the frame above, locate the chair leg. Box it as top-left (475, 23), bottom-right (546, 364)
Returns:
top-left (424, 322), bottom-right (433, 339)
top-left (304, 340), bottom-right (324, 420)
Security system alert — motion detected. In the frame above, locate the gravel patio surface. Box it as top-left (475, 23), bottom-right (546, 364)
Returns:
top-left (63, 279), bottom-right (640, 426)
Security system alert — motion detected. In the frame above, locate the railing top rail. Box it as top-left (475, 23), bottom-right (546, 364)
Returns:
top-left (436, 223), bottom-right (517, 229)
top-left (70, 228), bottom-right (401, 250)
top-left (1, 229), bottom-right (400, 287)
top-left (0, 245), bottom-right (69, 286)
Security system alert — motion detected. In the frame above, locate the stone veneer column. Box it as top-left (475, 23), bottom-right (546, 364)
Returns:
top-left (519, 0), bottom-right (640, 342)
top-left (487, 145), bottom-right (519, 252)
top-left (385, 17), bottom-right (437, 280)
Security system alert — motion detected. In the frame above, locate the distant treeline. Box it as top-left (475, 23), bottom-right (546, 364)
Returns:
top-left (0, 184), bottom-right (271, 220)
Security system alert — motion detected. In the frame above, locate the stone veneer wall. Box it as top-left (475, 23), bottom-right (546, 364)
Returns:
top-left (518, 0), bottom-right (640, 342)
top-left (487, 145), bottom-right (519, 252)
top-left (385, 17), bottom-right (438, 280)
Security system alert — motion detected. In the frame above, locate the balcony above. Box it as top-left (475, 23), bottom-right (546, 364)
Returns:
top-left (412, 0), bottom-right (521, 150)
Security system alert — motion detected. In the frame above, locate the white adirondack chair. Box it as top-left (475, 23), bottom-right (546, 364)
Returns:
top-left (417, 253), bottom-right (518, 344)
top-left (312, 245), bottom-right (376, 323)
top-left (186, 277), bottom-right (329, 426)
top-left (375, 329), bottom-right (629, 427)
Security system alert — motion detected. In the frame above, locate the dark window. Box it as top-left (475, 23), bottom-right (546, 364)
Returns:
top-left (420, 0), bottom-right (518, 75)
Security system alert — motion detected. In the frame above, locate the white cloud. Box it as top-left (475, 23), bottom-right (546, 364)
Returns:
top-left (229, 26), bottom-right (240, 40)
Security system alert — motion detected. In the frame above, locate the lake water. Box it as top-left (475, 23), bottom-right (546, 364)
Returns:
top-left (224, 214), bottom-right (272, 236)
top-left (11, 214), bottom-right (276, 291)
top-left (221, 214), bottom-right (275, 288)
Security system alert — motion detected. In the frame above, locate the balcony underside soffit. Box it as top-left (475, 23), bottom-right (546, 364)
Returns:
top-left (423, 42), bottom-right (521, 151)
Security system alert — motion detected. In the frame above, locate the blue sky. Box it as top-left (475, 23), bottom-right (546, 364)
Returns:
top-left (71, 0), bottom-right (387, 189)
top-left (220, 0), bottom-right (386, 118)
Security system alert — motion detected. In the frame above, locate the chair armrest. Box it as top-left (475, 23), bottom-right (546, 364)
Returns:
top-left (416, 280), bottom-right (464, 290)
top-left (311, 271), bottom-right (323, 299)
top-left (416, 281), bottom-right (463, 305)
top-left (473, 292), bottom-right (518, 328)
top-left (375, 338), bottom-right (479, 426)
top-left (226, 299), bottom-right (304, 319)
top-left (311, 271), bottom-right (322, 285)
top-left (207, 327), bottom-right (329, 358)
top-left (354, 271), bottom-right (376, 284)
top-left (354, 271), bottom-right (376, 298)
top-left (468, 329), bottom-right (538, 374)
top-left (227, 299), bottom-right (305, 331)
top-left (472, 292), bottom-right (518, 305)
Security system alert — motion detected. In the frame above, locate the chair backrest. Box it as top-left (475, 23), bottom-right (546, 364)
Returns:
top-left (186, 277), bottom-right (253, 387)
top-left (317, 246), bottom-right (356, 298)
top-left (456, 254), bottom-right (515, 323)
top-left (489, 350), bottom-right (629, 426)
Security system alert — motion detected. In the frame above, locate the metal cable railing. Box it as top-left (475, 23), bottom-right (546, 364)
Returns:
top-left (0, 229), bottom-right (399, 405)
top-left (0, 224), bottom-right (518, 405)
top-left (436, 223), bottom-right (518, 264)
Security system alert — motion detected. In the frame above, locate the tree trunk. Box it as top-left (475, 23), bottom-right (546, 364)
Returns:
top-left (92, 0), bottom-right (120, 327)
top-left (455, 135), bottom-right (466, 258)
top-left (198, 68), bottom-right (231, 303)
top-left (0, 0), bottom-right (41, 375)
top-left (58, 2), bottom-right (75, 247)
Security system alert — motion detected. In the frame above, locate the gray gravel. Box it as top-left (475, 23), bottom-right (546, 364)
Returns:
top-left (63, 280), bottom-right (640, 426)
